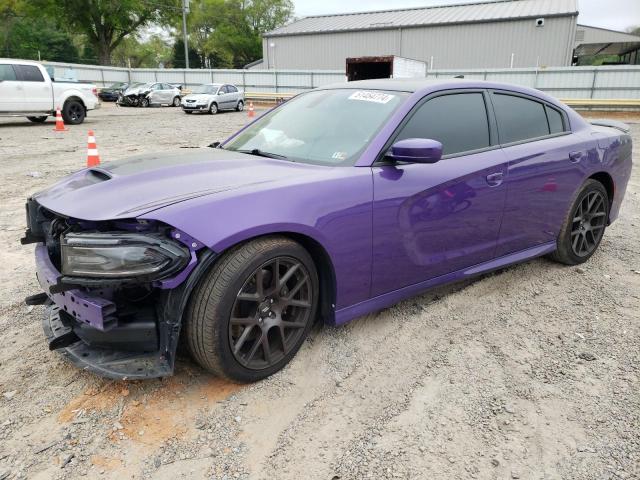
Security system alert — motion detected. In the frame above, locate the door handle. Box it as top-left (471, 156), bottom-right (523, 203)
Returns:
top-left (569, 151), bottom-right (584, 163)
top-left (486, 172), bottom-right (504, 187)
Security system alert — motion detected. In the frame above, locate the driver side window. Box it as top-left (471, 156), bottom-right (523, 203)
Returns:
top-left (396, 92), bottom-right (491, 156)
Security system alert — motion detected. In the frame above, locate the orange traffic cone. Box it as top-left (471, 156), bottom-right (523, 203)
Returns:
top-left (86, 130), bottom-right (100, 167)
top-left (52, 106), bottom-right (68, 132)
top-left (248, 101), bottom-right (255, 118)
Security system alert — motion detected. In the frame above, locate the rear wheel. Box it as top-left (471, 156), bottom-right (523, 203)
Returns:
top-left (62, 100), bottom-right (85, 124)
top-left (209, 102), bottom-right (218, 115)
top-left (236, 100), bottom-right (244, 112)
top-left (172, 96), bottom-right (181, 107)
top-left (549, 179), bottom-right (609, 265)
top-left (184, 236), bottom-right (319, 382)
top-left (27, 116), bottom-right (48, 123)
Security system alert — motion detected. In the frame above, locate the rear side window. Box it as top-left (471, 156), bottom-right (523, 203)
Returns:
top-left (492, 93), bottom-right (550, 143)
top-left (396, 92), bottom-right (490, 156)
top-left (0, 64), bottom-right (17, 81)
top-left (546, 106), bottom-right (566, 134)
top-left (15, 65), bottom-right (45, 82)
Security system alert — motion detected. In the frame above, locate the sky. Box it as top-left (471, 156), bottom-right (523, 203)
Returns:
top-left (293, 0), bottom-right (640, 32)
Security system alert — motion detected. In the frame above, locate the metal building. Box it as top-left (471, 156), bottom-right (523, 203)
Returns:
top-left (574, 25), bottom-right (640, 65)
top-left (262, 0), bottom-right (579, 70)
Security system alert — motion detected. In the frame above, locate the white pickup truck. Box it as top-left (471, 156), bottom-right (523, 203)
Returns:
top-left (0, 59), bottom-right (100, 124)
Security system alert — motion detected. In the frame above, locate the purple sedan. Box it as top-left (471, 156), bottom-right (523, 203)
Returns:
top-left (22, 79), bottom-right (633, 382)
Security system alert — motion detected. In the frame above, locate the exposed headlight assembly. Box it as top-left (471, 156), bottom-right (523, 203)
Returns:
top-left (61, 232), bottom-right (190, 280)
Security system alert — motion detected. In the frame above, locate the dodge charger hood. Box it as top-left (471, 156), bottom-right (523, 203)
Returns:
top-left (34, 148), bottom-right (324, 221)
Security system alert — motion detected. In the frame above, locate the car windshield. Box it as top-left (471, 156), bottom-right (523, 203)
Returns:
top-left (224, 89), bottom-right (408, 166)
top-left (193, 85), bottom-right (219, 94)
top-left (108, 82), bottom-right (125, 88)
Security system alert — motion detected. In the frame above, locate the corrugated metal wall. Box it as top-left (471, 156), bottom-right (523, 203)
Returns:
top-left (40, 61), bottom-right (640, 99)
top-left (262, 16), bottom-right (577, 70)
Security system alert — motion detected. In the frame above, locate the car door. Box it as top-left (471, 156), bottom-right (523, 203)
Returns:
top-left (14, 64), bottom-right (50, 111)
top-left (490, 91), bottom-right (582, 257)
top-left (371, 90), bottom-right (509, 297)
top-left (218, 85), bottom-right (232, 109)
top-left (0, 63), bottom-right (24, 111)
top-left (226, 84), bottom-right (239, 107)
top-left (147, 83), bottom-right (162, 104)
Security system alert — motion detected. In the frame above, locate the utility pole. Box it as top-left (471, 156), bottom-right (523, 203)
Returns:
top-left (182, 0), bottom-right (190, 69)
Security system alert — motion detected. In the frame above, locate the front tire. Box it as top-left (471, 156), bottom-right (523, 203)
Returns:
top-left (184, 236), bottom-right (319, 382)
top-left (140, 97), bottom-right (150, 108)
top-left (27, 116), bottom-right (48, 123)
top-left (62, 101), bottom-right (85, 124)
top-left (209, 102), bottom-right (218, 115)
top-left (549, 179), bottom-right (609, 265)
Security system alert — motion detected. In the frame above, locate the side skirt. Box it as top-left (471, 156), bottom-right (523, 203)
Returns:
top-left (334, 241), bottom-right (556, 326)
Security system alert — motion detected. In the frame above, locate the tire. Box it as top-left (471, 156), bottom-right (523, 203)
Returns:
top-left (236, 100), bottom-right (244, 112)
top-left (140, 97), bottom-right (150, 108)
top-left (27, 116), bottom-right (48, 123)
top-left (209, 102), bottom-right (218, 115)
top-left (62, 100), bottom-right (85, 125)
top-left (183, 110), bottom-right (193, 114)
top-left (172, 96), bottom-right (181, 107)
top-left (549, 179), bottom-right (609, 265)
top-left (184, 236), bottom-right (319, 382)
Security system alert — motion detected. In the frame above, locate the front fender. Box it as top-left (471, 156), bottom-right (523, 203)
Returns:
top-left (139, 169), bottom-right (374, 310)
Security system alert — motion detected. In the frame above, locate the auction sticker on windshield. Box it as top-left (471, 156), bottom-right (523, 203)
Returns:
top-left (348, 91), bottom-right (396, 104)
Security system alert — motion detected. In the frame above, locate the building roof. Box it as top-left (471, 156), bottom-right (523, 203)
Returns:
top-left (265, 0), bottom-right (579, 37)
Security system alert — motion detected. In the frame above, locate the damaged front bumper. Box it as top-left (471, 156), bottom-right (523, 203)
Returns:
top-left (23, 201), bottom-right (217, 380)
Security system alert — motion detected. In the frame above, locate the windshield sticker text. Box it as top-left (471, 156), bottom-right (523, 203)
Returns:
top-left (348, 91), bottom-right (395, 104)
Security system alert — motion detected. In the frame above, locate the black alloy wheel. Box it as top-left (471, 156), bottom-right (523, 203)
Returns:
top-left (184, 236), bottom-right (319, 382)
top-left (570, 190), bottom-right (607, 257)
top-left (549, 179), bottom-right (609, 265)
top-left (229, 256), bottom-right (313, 370)
top-left (62, 101), bottom-right (85, 124)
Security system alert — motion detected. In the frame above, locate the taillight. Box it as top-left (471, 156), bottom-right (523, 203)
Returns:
top-left (92, 88), bottom-right (98, 97)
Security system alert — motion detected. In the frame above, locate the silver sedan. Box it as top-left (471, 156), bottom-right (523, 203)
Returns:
top-left (181, 83), bottom-right (245, 114)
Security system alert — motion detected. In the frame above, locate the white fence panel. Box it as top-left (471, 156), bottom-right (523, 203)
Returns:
top-left (38, 61), bottom-right (640, 100)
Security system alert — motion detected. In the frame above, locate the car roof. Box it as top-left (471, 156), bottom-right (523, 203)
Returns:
top-left (0, 58), bottom-right (42, 66)
top-left (320, 78), bottom-right (565, 108)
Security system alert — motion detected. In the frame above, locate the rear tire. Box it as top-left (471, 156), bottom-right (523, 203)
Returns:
top-left (27, 116), bottom-right (48, 123)
top-left (62, 100), bottom-right (85, 125)
top-left (236, 101), bottom-right (244, 112)
top-left (172, 96), bottom-right (181, 107)
top-left (549, 179), bottom-right (609, 265)
top-left (184, 236), bottom-right (319, 382)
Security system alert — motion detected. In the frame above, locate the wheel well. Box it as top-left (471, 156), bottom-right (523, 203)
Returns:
top-left (217, 232), bottom-right (337, 325)
top-left (64, 96), bottom-right (85, 109)
top-left (589, 172), bottom-right (614, 205)
top-left (283, 233), bottom-right (337, 325)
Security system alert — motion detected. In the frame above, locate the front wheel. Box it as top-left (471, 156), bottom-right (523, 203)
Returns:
top-left (209, 102), bottom-right (218, 115)
top-left (140, 97), bottom-right (150, 108)
top-left (549, 179), bottom-right (609, 265)
top-left (62, 101), bottom-right (85, 124)
top-left (27, 116), bottom-right (48, 123)
top-left (184, 236), bottom-right (319, 382)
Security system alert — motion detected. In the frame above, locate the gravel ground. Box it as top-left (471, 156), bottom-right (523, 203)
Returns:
top-left (0, 103), bottom-right (638, 480)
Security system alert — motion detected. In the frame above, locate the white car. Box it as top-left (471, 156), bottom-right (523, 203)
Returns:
top-left (0, 59), bottom-right (100, 124)
top-left (118, 82), bottom-right (182, 108)
top-left (181, 83), bottom-right (245, 114)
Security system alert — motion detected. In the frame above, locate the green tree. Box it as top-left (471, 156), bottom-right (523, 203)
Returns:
top-left (30, 0), bottom-right (177, 65)
top-left (112, 34), bottom-right (173, 68)
top-left (0, 0), bottom-right (80, 61)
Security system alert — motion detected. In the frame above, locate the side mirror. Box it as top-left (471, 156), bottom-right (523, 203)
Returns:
top-left (387, 138), bottom-right (443, 164)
